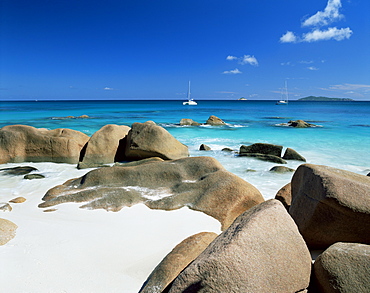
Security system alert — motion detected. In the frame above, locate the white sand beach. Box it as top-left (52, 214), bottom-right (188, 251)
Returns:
top-left (0, 163), bottom-right (221, 292)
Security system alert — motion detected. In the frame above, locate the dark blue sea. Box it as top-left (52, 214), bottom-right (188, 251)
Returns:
top-left (1, 99), bottom-right (370, 198)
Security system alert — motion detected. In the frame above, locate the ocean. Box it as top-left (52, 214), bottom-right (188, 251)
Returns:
top-left (1, 99), bottom-right (370, 198)
top-left (1, 99), bottom-right (370, 292)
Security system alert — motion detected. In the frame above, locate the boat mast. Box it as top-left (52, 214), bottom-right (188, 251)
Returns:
top-left (187, 81), bottom-right (191, 100)
top-left (284, 80), bottom-right (289, 102)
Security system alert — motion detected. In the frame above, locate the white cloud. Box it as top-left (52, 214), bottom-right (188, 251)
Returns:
top-left (303, 27), bottom-right (352, 42)
top-left (104, 87), bottom-right (114, 90)
top-left (280, 0), bottom-right (352, 43)
top-left (226, 54), bottom-right (258, 66)
top-left (240, 55), bottom-right (258, 66)
top-left (222, 68), bottom-right (242, 74)
top-left (302, 0), bottom-right (343, 27)
top-left (280, 31), bottom-right (298, 43)
top-left (226, 55), bottom-right (238, 61)
top-left (327, 83), bottom-right (370, 91)
top-left (307, 66), bottom-right (319, 70)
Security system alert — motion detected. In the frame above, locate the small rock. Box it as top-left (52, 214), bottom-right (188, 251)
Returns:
top-left (43, 209), bottom-right (57, 212)
top-left (9, 197), bottom-right (26, 203)
top-left (275, 183), bottom-right (291, 210)
top-left (239, 143), bottom-right (283, 157)
top-left (287, 120), bottom-right (317, 128)
top-left (0, 166), bottom-right (38, 176)
top-left (282, 148), bottom-right (306, 162)
top-left (0, 203), bottom-right (12, 212)
top-left (269, 166), bottom-right (295, 173)
top-left (24, 174), bottom-right (45, 180)
top-left (221, 148), bottom-right (234, 152)
top-left (0, 218), bottom-right (18, 245)
top-left (245, 169), bottom-right (257, 173)
top-left (78, 115), bottom-right (89, 118)
top-left (239, 153), bottom-right (287, 164)
top-left (206, 115), bottom-right (226, 125)
top-left (179, 119), bottom-right (201, 126)
top-left (199, 144), bottom-right (211, 151)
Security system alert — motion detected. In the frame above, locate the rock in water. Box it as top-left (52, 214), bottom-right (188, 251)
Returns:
top-left (124, 121), bottom-right (189, 160)
top-left (39, 156), bottom-right (264, 230)
top-left (239, 143), bottom-right (283, 157)
top-left (167, 200), bottom-right (312, 292)
top-left (282, 147), bottom-right (306, 161)
top-left (0, 125), bottom-right (89, 164)
top-left (205, 115), bottom-right (226, 125)
top-left (290, 164), bottom-right (370, 249)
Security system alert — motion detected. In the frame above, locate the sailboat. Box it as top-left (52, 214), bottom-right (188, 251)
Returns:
top-left (276, 80), bottom-right (289, 105)
top-left (182, 81), bottom-right (197, 105)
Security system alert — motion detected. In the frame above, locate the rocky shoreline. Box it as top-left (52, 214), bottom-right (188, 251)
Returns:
top-left (1, 119), bottom-right (369, 292)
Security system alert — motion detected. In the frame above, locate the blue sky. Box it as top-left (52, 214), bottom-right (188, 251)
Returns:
top-left (1, 0), bottom-right (369, 100)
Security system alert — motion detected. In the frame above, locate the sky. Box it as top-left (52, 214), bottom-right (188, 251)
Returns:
top-left (1, 0), bottom-right (369, 100)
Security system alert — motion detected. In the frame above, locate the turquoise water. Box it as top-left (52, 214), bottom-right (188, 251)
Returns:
top-left (1, 100), bottom-right (369, 199)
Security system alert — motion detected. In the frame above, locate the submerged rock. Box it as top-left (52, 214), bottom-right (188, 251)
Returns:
top-left (179, 118), bottom-right (201, 126)
top-left (0, 203), bottom-right (12, 212)
top-left (269, 166), bottom-right (295, 173)
top-left (24, 174), bottom-right (45, 180)
top-left (167, 200), bottom-right (312, 292)
top-left (39, 156), bottom-right (264, 230)
top-left (239, 153), bottom-right (287, 164)
top-left (287, 120), bottom-right (317, 128)
top-left (0, 166), bottom-right (38, 176)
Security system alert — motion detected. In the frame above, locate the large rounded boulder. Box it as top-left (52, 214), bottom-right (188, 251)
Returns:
top-left (0, 125), bottom-right (89, 164)
top-left (78, 124), bottom-right (130, 168)
top-left (289, 164), bottom-right (370, 249)
top-left (167, 200), bottom-right (312, 292)
top-left (139, 232), bottom-right (218, 293)
top-left (39, 156), bottom-right (264, 230)
top-left (124, 121), bottom-right (189, 160)
top-left (313, 242), bottom-right (370, 293)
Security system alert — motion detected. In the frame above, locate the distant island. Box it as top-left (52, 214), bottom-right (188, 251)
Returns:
top-left (298, 96), bottom-right (354, 101)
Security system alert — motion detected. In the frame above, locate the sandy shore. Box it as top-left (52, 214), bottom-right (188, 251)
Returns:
top-left (0, 163), bottom-right (221, 292)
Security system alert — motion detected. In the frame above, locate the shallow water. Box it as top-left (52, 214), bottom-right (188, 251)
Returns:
top-left (1, 99), bottom-right (369, 198)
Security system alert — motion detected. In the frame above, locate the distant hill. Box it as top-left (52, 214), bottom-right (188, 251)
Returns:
top-left (298, 96), bottom-right (354, 101)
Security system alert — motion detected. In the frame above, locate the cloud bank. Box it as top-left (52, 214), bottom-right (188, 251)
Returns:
top-left (222, 68), bottom-right (242, 74)
top-left (280, 0), bottom-right (352, 43)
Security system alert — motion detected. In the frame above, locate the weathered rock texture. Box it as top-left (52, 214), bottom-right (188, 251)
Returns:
top-left (239, 143), bottom-right (287, 164)
top-left (269, 166), bottom-right (295, 173)
top-left (39, 156), bottom-right (264, 230)
top-left (205, 115), bottom-right (226, 125)
top-left (199, 144), bottom-right (211, 151)
top-left (287, 120), bottom-right (317, 128)
top-left (139, 232), bottom-right (218, 293)
top-left (0, 125), bottom-right (89, 164)
top-left (179, 119), bottom-right (201, 126)
top-left (275, 183), bottom-right (291, 210)
top-left (313, 242), bottom-right (370, 293)
top-left (290, 164), bottom-right (370, 249)
top-left (78, 124), bottom-right (130, 168)
top-left (283, 147), bottom-right (306, 161)
top-left (167, 200), bottom-right (312, 292)
top-left (124, 121), bottom-right (189, 160)
top-left (0, 218), bottom-right (18, 245)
